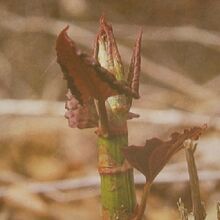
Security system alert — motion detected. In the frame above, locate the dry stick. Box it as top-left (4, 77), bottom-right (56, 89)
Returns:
top-left (184, 140), bottom-right (206, 220)
top-left (217, 202), bottom-right (220, 220)
top-left (177, 198), bottom-right (189, 220)
top-left (135, 183), bottom-right (151, 220)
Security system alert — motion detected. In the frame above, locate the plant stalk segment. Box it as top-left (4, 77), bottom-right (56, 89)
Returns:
top-left (184, 140), bottom-right (206, 220)
top-left (98, 134), bottom-right (137, 220)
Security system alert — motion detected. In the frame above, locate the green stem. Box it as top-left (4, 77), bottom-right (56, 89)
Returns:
top-left (98, 134), bottom-right (137, 220)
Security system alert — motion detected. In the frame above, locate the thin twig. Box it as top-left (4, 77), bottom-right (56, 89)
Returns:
top-left (177, 198), bottom-right (188, 220)
top-left (184, 140), bottom-right (206, 220)
top-left (135, 183), bottom-right (151, 220)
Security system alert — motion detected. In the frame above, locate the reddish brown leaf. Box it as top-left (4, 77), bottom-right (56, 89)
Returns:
top-left (123, 125), bottom-right (207, 183)
top-left (56, 26), bottom-right (138, 105)
top-left (127, 29), bottom-right (143, 97)
top-left (94, 16), bottom-right (124, 80)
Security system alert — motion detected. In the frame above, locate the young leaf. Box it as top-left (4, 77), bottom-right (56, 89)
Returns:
top-left (65, 90), bottom-right (98, 129)
top-left (127, 29), bottom-right (143, 97)
top-left (56, 26), bottom-right (138, 105)
top-left (123, 125), bottom-right (207, 183)
top-left (94, 16), bottom-right (124, 81)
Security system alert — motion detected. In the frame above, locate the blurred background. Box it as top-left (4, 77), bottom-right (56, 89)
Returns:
top-left (0, 0), bottom-right (220, 219)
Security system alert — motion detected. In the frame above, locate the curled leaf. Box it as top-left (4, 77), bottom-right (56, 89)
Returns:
top-left (127, 29), bottom-right (143, 98)
top-left (94, 16), bottom-right (124, 81)
top-left (65, 90), bottom-right (98, 129)
top-left (94, 16), bottom-right (132, 119)
top-left (56, 26), bottom-right (138, 105)
top-left (123, 125), bottom-right (207, 183)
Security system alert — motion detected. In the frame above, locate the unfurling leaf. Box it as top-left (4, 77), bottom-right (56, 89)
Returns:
top-left (65, 90), bottom-right (98, 129)
top-left (123, 125), bottom-right (207, 183)
top-left (56, 26), bottom-right (138, 105)
top-left (127, 29), bottom-right (143, 97)
top-left (94, 16), bottom-right (124, 81)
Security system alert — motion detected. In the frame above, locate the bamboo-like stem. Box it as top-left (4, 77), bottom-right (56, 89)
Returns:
top-left (96, 97), bottom-right (136, 219)
top-left (217, 202), bottom-right (220, 220)
top-left (94, 17), bottom-right (138, 219)
top-left (97, 99), bottom-right (136, 220)
top-left (184, 140), bottom-right (206, 220)
top-left (135, 183), bottom-right (151, 220)
top-left (98, 134), bottom-right (137, 220)
top-left (177, 198), bottom-right (189, 220)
